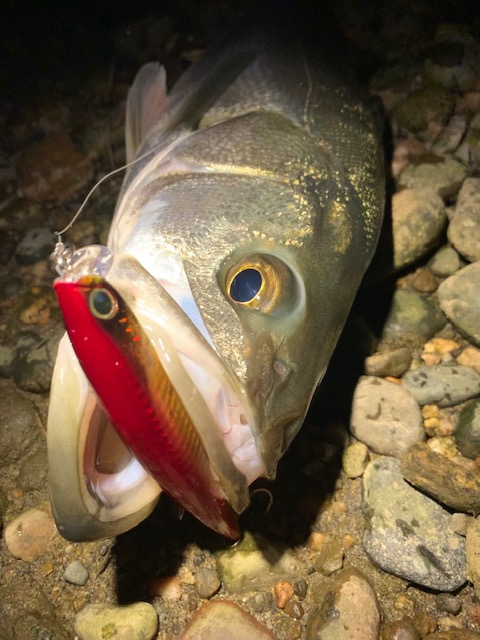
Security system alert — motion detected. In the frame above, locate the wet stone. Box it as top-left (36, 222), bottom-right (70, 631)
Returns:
top-left (391, 188), bottom-right (446, 270)
top-left (381, 619), bottom-right (420, 640)
top-left (305, 569), bottom-right (380, 640)
top-left (381, 289), bottom-right (446, 345)
top-left (180, 600), bottom-right (278, 640)
top-left (350, 376), bottom-right (424, 457)
top-left (14, 227), bottom-right (55, 265)
top-left (0, 380), bottom-right (41, 466)
top-left (397, 154), bottom-right (468, 200)
top-left (455, 399), bottom-right (480, 459)
top-left (64, 559), bottom-right (89, 586)
top-left (194, 567), bottom-right (221, 599)
top-left (342, 441), bottom-right (369, 478)
top-left (429, 245), bottom-right (462, 278)
top-left (4, 508), bottom-right (56, 562)
top-left (74, 602), bottom-right (158, 640)
top-left (362, 456), bottom-right (466, 591)
top-left (435, 593), bottom-right (462, 615)
top-left (438, 262), bottom-right (480, 347)
top-left (447, 178), bottom-right (480, 262)
top-left (402, 364), bottom-right (480, 407)
top-left (401, 442), bottom-right (480, 513)
top-left (364, 347), bottom-right (412, 378)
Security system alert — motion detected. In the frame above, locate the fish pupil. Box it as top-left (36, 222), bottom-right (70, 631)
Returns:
top-left (230, 268), bottom-right (262, 303)
top-left (89, 288), bottom-right (116, 319)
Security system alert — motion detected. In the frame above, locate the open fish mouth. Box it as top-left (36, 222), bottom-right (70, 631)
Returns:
top-left (48, 245), bottom-right (265, 540)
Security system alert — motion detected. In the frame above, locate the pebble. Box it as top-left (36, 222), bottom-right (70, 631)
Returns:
top-left (194, 567), bottom-right (221, 599)
top-left (391, 188), bottom-right (446, 270)
top-left (465, 112), bottom-right (480, 164)
top-left (402, 364), bottom-right (480, 407)
top-left (438, 262), bottom-right (480, 347)
top-left (4, 507), bottom-right (56, 562)
top-left (397, 154), bottom-right (468, 200)
top-left (447, 178), bottom-right (480, 262)
top-left (455, 399), bottom-right (480, 459)
top-left (14, 227), bottom-right (55, 265)
top-left (410, 267), bottom-right (438, 293)
top-left (381, 289), bottom-right (446, 345)
top-left (451, 512), bottom-right (471, 536)
top-left (362, 457), bottom-right (466, 591)
top-left (429, 245), bottom-right (462, 278)
top-left (215, 531), bottom-right (303, 593)
top-left (74, 602), bottom-right (158, 640)
top-left (424, 632), bottom-right (480, 639)
top-left (467, 517), bottom-right (480, 598)
top-left (64, 560), bottom-right (89, 586)
top-left (274, 581), bottom-right (295, 608)
top-left (313, 538), bottom-right (344, 576)
top-left (435, 593), bottom-right (462, 615)
top-left (16, 132), bottom-right (93, 205)
top-left (430, 114), bottom-right (468, 155)
top-left (364, 347), bottom-right (412, 377)
top-left (458, 346), bottom-right (480, 374)
top-left (342, 441), bottom-right (369, 478)
top-left (180, 600), bottom-right (278, 640)
top-left (392, 85), bottom-right (454, 134)
top-left (151, 575), bottom-right (182, 600)
top-left (0, 381), bottom-right (41, 466)
top-left (350, 376), bottom-right (424, 457)
top-left (284, 600), bottom-right (304, 620)
top-left (381, 619), bottom-right (420, 640)
top-left (305, 569), bottom-right (380, 640)
top-left (17, 445), bottom-right (48, 491)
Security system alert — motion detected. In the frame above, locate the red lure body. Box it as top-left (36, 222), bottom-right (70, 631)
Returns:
top-left (54, 276), bottom-right (239, 538)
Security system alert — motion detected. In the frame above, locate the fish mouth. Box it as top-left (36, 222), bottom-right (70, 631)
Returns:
top-left (48, 247), bottom-right (265, 540)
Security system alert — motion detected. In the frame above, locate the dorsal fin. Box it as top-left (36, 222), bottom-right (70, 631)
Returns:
top-left (125, 63), bottom-right (167, 163)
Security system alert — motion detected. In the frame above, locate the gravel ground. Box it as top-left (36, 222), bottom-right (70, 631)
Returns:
top-left (1, 1), bottom-right (480, 639)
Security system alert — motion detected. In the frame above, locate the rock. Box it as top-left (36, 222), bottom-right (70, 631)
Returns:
top-left (180, 600), bottom-right (278, 640)
top-left (4, 508), bottom-right (56, 562)
top-left (451, 512), bottom-right (471, 536)
top-left (273, 581), bottom-right (295, 608)
top-left (74, 602), bottom-right (158, 640)
top-left (14, 227), bottom-right (55, 265)
top-left (364, 347), bottom-right (413, 378)
top-left (455, 399), bottom-right (480, 459)
top-left (350, 376), bottom-right (424, 457)
top-left (0, 381), bottom-right (41, 466)
top-left (215, 531), bottom-right (303, 593)
top-left (424, 632), bottom-right (480, 639)
top-left (397, 154), bottom-right (468, 200)
top-left (392, 85), bottom-right (454, 134)
top-left (305, 569), bottom-right (380, 640)
top-left (465, 112), bottom-right (480, 164)
top-left (458, 346), bottom-right (480, 373)
top-left (400, 442), bottom-right (480, 513)
top-left (381, 289), bottom-right (446, 345)
top-left (64, 560), bottom-right (89, 586)
top-left (447, 178), bottom-right (480, 262)
top-left (362, 457), bottom-right (466, 591)
top-left (0, 343), bottom-right (15, 377)
top-left (435, 593), bottom-right (462, 615)
top-left (17, 444), bottom-right (48, 490)
top-left (194, 567), bottom-right (221, 599)
top-left (313, 538), bottom-right (344, 576)
top-left (410, 267), bottom-right (439, 293)
top-left (16, 132), bottom-right (93, 205)
top-left (466, 517), bottom-right (480, 598)
top-left (16, 284), bottom-right (56, 326)
top-left (0, 228), bottom-right (22, 265)
top-left (429, 245), bottom-right (462, 277)
top-left (151, 575), bottom-right (182, 600)
top-left (381, 619), bottom-right (420, 640)
top-left (342, 441), bottom-right (369, 478)
top-left (438, 262), bottom-right (480, 346)
top-left (402, 364), bottom-right (480, 407)
top-left (391, 188), bottom-right (446, 270)
top-left (430, 115), bottom-right (468, 154)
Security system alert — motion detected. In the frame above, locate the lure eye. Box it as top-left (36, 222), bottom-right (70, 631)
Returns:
top-left (229, 268), bottom-right (263, 303)
top-left (89, 288), bottom-right (118, 320)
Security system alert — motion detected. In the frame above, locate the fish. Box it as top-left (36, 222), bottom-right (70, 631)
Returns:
top-left (47, 23), bottom-right (385, 541)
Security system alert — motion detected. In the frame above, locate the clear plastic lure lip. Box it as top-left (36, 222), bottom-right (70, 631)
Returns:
top-left (49, 245), bottom-right (265, 539)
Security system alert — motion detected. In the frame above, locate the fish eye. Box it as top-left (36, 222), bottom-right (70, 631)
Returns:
top-left (229, 268), bottom-right (263, 303)
top-left (89, 288), bottom-right (118, 320)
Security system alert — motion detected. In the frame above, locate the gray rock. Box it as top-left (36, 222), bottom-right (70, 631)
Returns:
top-left (74, 602), bottom-right (158, 640)
top-left (435, 592), bottom-right (462, 615)
top-left (392, 188), bottom-right (446, 270)
top-left (455, 399), bottom-right (480, 459)
top-left (0, 380), bottom-right (41, 466)
top-left (430, 115), bottom-right (468, 154)
top-left (14, 227), bottom-right (55, 265)
top-left (305, 569), bottom-right (380, 640)
top-left (64, 560), bottom-right (89, 586)
top-left (18, 444), bottom-right (48, 490)
top-left (364, 347), bottom-right (412, 377)
top-left (429, 245), bottom-right (462, 277)
top-left (403, 365), bottom-right (480, 407)
top-left (362, 457), bottom-right (466, 591)
top-left (350, 376), bottom-right (424, 457)
top-left (447, 178), bottom-right (480, 262)
top-left (194, 567), bottom-right (221, 599)
top-left (397, 154), bottom-right (468, 200)
top-left (438, 262), bottom-right (480, 346)
top-left (381, 289), bottom-right (446, 345)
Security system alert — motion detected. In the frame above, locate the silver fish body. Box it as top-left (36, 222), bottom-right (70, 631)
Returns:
top-left (48, 27), bottom-right (384, 540)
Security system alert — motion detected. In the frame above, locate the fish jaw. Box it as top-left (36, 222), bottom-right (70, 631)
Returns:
top-left (52, 267), bottom-right (253, 538)
top-left (47, 333), bottom-right (161, 541)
